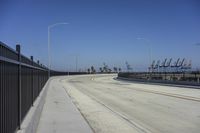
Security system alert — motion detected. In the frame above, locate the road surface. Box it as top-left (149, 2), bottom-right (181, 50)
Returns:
top-left (60, 74), bottom-right (200, 133)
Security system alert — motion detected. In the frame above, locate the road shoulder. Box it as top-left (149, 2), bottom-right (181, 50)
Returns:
top-left (36, 78), bottom-right (93, 133)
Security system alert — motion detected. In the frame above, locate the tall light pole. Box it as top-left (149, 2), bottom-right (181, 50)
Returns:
top-left (75, 55), bottom-right (78, 72)
top-left (67, 54), bottom-right (79, 72)
top-left (137, 37), bottom-right (152, 72)
top-left (195, 43), bottom-right (200, 71)
top-left (48, 22), bottom-right (68, 78)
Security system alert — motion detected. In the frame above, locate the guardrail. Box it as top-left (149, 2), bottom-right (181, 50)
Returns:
top-left (0, 41), bottom-right (48, 133)
top-left (118, 72), bottom-right (200, 86)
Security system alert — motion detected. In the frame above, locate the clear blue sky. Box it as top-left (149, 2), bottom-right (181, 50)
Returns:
top-left (0, 0), bottom-right (200, 71)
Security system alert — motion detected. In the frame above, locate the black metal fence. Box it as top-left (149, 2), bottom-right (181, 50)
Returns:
top-left (0, 41), bottom-right (48, 133)
top-left (50, 70), bottom-right (87, 76)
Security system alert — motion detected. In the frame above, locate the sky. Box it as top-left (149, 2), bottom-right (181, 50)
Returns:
top-left (0, 0), bottom-right (200, 71)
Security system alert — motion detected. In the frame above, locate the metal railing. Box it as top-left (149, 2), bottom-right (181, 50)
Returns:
top-left (118, 72), bottom-right (200, 86)
top-left (0, 41), bottom-right (48, 133)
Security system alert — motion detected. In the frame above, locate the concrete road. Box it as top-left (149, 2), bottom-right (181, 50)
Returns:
top-left (61, 74), bottom-right (200, 133)
top-left (36, 77), bottom-right (93, 133)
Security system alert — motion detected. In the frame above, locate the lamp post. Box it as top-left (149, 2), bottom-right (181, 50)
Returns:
top-left (48, 22), bottom-right (68, 78)
top-left (75, 55), bottom-right (78, 72)
top-left (195, 43), bottom-right (200, 72)
top-left (137, 37), bottom-right (152, 72)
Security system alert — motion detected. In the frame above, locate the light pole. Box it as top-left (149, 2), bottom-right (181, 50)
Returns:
top-left (67, 54), bottom-right (79, 72)
top-left (137, 37), bottom-right (152, 72)
top-left (48, 22), bottom-right (68, 78)
top-left (195, 43), bottom-right (200, 72)
top-left (75, 55), bottom-right (78, 72)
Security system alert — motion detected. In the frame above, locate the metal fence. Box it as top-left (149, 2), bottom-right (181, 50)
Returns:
top-left (118, 72), bottom-right (200, 86)
top-left (0, 41), bottom-right (48, 133)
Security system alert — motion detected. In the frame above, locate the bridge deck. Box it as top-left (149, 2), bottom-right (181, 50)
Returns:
top-left (36, 77), bottom-right (93, 133)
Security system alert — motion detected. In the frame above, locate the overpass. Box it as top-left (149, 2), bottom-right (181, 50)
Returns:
top-left (1, 42), bottom-right (200, 133)
top-left (35, 75), bottom-right (200, 133)
top-left (0, 42), bottom-right (86, 133)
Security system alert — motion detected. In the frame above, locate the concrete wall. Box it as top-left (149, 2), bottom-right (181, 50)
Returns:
top-left (16, 78), bottom-right (52, 133)
top-left (117, 77), bottom-right (200, 88)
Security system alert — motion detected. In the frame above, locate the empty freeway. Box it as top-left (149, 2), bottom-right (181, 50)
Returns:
top-left (41, 74), bottom-right (200, 133)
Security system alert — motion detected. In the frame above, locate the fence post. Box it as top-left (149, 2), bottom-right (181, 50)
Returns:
top-left (16, 44), bottom-right (21, 129)
top-left (31, 56), bottom-right (34, 106)
top-left (37, 60), bottom-right (40, 94)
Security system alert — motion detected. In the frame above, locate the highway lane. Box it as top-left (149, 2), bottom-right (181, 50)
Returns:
top-left (61, 74), bottom-right (200, 133)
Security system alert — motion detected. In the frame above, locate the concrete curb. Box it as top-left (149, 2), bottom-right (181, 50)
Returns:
top-left (16, 78), bottom-right (52, 133)
top-left (116, 77), bottom-right (200, 89)
top-left (37, 77), bottom-right (93, 133)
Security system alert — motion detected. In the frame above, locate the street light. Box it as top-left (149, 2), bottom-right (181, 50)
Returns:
top-left (195, 43), bottom-right (200, 71)
top-left (67, 54), bottom-right (79, 72)
top-left (136, 37), bottom-right (152, 72)
top-left (48, 22), bottom-right (69, 78)
top-left (75, 54), bottom-right (79, 72)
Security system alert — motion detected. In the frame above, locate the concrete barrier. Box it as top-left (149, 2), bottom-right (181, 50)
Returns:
top-left (117, 77), bottom-right (200, 89)
top-left (16, 78), bottom-right (52, 133)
